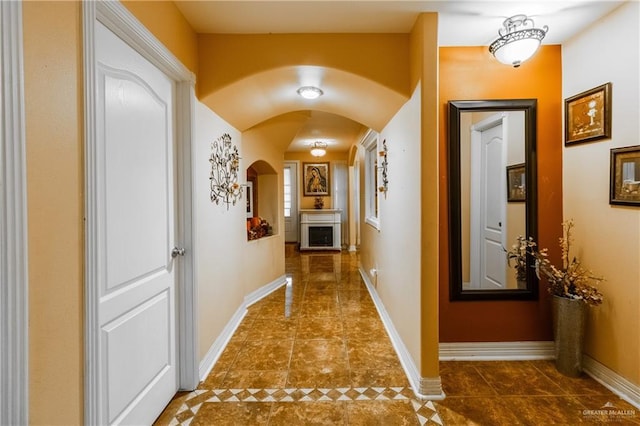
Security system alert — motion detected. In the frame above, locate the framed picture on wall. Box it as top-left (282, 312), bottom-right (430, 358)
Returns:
top-left (610, 145), bottom-right (640, 206)
top-left (506, 163), bottom-right (526, 202)
top-left (303, 162), bottom-right (330, 196)
top-left (245, 181), bottom-right (254, 217)
top-left (565, 82), bottom-right (612, 145)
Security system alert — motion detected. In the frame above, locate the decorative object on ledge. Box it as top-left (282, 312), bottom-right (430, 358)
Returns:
top-left (565, 82), bottom-right (612, 146)
top-left (610, 145), bottom-right (640, 206)
top-left (310, 141), bottom-right (327, 157)
top-left (209, 133), bottom-right (242, 209)
top-left (378, 139), bottom-right (388, 195)
top-left (247, 216), bottom-right (272, 240)
top-left (489, 14), bottom-right (548, 68)
top-left (314, 196), bottom-right (324, 209)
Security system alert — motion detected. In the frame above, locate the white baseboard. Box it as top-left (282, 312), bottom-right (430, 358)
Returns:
top-left (198, 274), bottom-right (288, 380)
top-left (583, 355), bottom-right (640, 409)
top-left (437, 342), bottom-right (639, 409)
top-left (198, 304), bottom-right (246, 380)
top-left (245, 274), bottom-right (288, 307)
top-left (358, 267), bottom-right (445, 401)
top-left (439, 341), bottom-right (555, 361)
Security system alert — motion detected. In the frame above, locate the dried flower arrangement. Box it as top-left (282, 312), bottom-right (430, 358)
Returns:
top-left (507, 220), bottom-right (605, 306)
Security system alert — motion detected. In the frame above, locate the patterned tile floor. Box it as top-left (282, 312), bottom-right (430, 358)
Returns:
top-left (155, 246), bottom-right (638, 425)
top-left (154, 247), bottom-right (442, 425)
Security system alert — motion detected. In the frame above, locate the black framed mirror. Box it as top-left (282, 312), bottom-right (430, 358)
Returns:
top-left (448, 99), bottom-right (538, 301)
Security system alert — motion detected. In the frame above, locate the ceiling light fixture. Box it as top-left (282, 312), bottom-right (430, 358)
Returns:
top-left (489, 14), bottom-right (548, 68)
top-left (297, 86), bottom-right (323, 100)
top-left (310, 141), bottom-right (327, 157)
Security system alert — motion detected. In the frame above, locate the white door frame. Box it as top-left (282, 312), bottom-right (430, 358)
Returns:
top-left (83, 2), bottom-right (197, 424)
top-left (283, 161), bottom-right (300, 243)
top-left (331, 160), bottom-right (349, 248)
top-left (0, 2), bottom-right (29, 424)
top-left (469, 113), bottom-right (508, 289)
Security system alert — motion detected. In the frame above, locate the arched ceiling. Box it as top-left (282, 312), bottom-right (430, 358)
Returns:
top-left (285, 111), bottom-right (366, 154)
top-left (199, 65), bottom-right (408, 152)
top-left (199, 65), bottom-right (408, 133)
top-left (182, 1), bottom-right (625, 153)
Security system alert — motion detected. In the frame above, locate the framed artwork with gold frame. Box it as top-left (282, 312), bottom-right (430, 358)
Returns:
top-left (610, 145), bottom-right (640, 206)
top-left (565, 82), bottom-right (611, 145)
top-left (303, 162), bottom-right (330, 196)
top-left (506, 163), bottom-right (526, 202)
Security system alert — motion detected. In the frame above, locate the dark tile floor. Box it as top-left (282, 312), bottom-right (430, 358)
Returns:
top-left (437, 360), bottom-right (639, 425)
top-left (155, 246), bottom-right (638, 425)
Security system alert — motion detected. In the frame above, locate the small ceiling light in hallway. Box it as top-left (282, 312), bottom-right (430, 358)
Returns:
top-left (489, 14), bottom-right (548, 68)
top-left (310, 141), bottom-right (327, 157)
top-left (297, 86), bottom-right (323, 100)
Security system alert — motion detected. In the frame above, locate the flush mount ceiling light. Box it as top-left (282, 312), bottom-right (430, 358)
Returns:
top-left (310, 141), bottom-right (327, 157)
top-left (489, 14), bottom-right (548, 68)
top-left (297, 86), bottom-right (323, 100)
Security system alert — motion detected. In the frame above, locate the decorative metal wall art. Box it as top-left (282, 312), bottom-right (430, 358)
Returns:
top-left (378, 139), bottom-right (388, 194)
top-left (209, 133), bottom-right (242, 209)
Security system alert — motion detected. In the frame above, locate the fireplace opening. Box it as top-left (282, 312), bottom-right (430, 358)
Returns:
top-left (308, 226), bottom-right (333, 247)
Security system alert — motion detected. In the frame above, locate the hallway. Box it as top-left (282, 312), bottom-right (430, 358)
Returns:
top-left (154, 247), bottom-right (637, 425)
top-left (154, 247), bottom-right (442, 425)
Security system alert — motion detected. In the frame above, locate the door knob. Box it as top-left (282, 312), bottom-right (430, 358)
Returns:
top-left (171, 247), bottom-right (185, 258)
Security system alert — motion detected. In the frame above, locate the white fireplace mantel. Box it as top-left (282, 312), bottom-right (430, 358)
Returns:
top-left (300, 209), bottom-right (342, 251)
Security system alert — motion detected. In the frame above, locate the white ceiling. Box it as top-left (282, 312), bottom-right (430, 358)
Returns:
top-left (175, 0), bottom-right (626, 153)
top-left (176, 1), bottom-right (625, 44)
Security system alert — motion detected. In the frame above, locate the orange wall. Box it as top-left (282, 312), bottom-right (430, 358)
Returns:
top-left (122, 0), bottom-right (198, 74)
top-left (439, 46), bottom-right (563, 342)
top-left (23, 2), bottom-right (84, 424)
top-left (197, 33), bottom-right (410, 98)
top-left (412, 13), bottom-right (441, 381)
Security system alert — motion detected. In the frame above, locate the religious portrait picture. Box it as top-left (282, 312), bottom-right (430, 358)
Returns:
top-left (303, 162), bottom-right (330, 196)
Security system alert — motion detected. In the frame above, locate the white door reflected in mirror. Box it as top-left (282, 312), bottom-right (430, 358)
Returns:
top-left (460, 110), bottom-right (526, 291)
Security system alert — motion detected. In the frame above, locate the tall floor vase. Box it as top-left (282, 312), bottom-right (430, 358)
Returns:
top-left (552, 295), bottom-right (587, 377)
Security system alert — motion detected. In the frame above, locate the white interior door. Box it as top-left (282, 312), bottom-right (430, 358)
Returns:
top-left (478, 122), bottom-right (507, 289)
top-left (284, 162), bottom-right (299, 242)
top-left (96, 21), bottom-right (178, 425)
top-left (470, 115), bottom-right (507, 290)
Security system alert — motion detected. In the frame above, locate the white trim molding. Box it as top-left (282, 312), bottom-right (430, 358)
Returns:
top-left (199, 305), bottom-right (247, 381)
top-left (583, 355), bottom-right (640, 409)
top-left (176, 82), bottom-right (198, 390)
top-left (359, 267), bottom-right (445, 401)
top-left (245, 274), bottom-right (288, 307)
top-left (199, 275), bottom-right (288, 380)
top-left (83, 1), bottom-right (196, 424)
top-left (361, 129), bottom-right (381, 230)
top-left (437, 343), bottom-right (640, 409)
top-left (439, 341), bottom-right (555, 361)
top-left (0, 2), bottom-right (29, 425)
